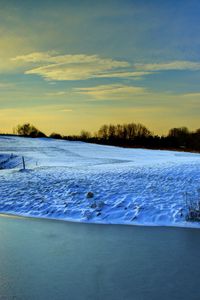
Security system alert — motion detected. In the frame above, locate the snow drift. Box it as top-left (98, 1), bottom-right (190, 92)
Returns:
top-left (0, 135), bottom-right (200, 228)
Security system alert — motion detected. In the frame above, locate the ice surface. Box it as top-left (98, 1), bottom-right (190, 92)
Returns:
top-left (0, 135), bottom-right (200, 227)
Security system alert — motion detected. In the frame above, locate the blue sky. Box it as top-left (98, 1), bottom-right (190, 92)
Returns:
top-left (0, 0), bottom-right (200, 134)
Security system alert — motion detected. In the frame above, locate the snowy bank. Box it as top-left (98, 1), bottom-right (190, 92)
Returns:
top-left (0, 135), bottom-right (200, 228)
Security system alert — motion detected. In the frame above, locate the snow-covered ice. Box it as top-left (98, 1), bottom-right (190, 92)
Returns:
top-left (0, 135), bottom-right (200, 228)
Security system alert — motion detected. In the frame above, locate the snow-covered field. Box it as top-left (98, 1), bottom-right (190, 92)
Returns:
top-left (0, 135), bottom-right (200, 228)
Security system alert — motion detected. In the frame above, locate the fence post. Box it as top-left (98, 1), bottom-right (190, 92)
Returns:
top-left (22, 156), bottom-right (25, 170)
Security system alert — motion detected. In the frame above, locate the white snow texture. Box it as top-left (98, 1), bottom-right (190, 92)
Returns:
top-left (0, 135), bottom-right (200, 228)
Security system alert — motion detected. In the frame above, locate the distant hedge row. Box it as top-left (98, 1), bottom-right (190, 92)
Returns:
top-left (13, 123), bottom-right (200, 152)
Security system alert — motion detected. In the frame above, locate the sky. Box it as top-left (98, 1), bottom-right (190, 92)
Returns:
top-left (0, 0), bottom-right (200, 135)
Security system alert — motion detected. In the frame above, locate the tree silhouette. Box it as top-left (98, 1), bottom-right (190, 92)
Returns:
top-left (15, 123), bottom-right (46, 138)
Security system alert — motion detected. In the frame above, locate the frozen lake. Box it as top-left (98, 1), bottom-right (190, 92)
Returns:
top-left (1, 215), bottom-right (200, 300)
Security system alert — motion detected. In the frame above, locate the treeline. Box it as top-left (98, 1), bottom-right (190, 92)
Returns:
top-left (13, 123), bottom-right (200, 152)
top-left (13, 123), bottom-right (46, 138)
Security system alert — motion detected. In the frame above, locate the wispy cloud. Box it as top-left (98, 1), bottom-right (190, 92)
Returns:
top-left (74, 84), bottom-right (147, 100)
top-left (11, 52), bottom-right (152, 81)
top-left (96, 71), bottom-right (152, 79)
top-left (12, 52), bottom-right (128, 66)
top-left (45, 91), bottom-right (67, 97)
top-left (59, 108), bottom-right (73, 112)
top-left (0, 104), bottom-right (73, 112)
top-left (182, 92), bottom-right (200, 97)
top-left (74, 83), bottom-right (200, 103)
top-left (12, 52), bottom-right (200, 83)
top-left (135, 61), bottom-right (200, 71)
top-left (11, 52), bottom-right (55, 63)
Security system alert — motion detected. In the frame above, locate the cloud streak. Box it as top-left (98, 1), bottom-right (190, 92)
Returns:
top-left (135, 61), bottom-right (200, 71)
top-left (12, 52), bottom-right (200, 83)
top-left (74, 84), bottom-right (147, 100)
top-left (96, 71), bottom-right (152, 78)
top-left (12, 52), bottom-right (152, 81)
top-left (45, 91), bottom-right (67, 97)
top-left (182, 92), bottom-right (200, 97)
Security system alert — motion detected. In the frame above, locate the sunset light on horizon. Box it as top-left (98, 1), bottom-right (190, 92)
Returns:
top-left (0, 0), bottom-right (200, 135)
